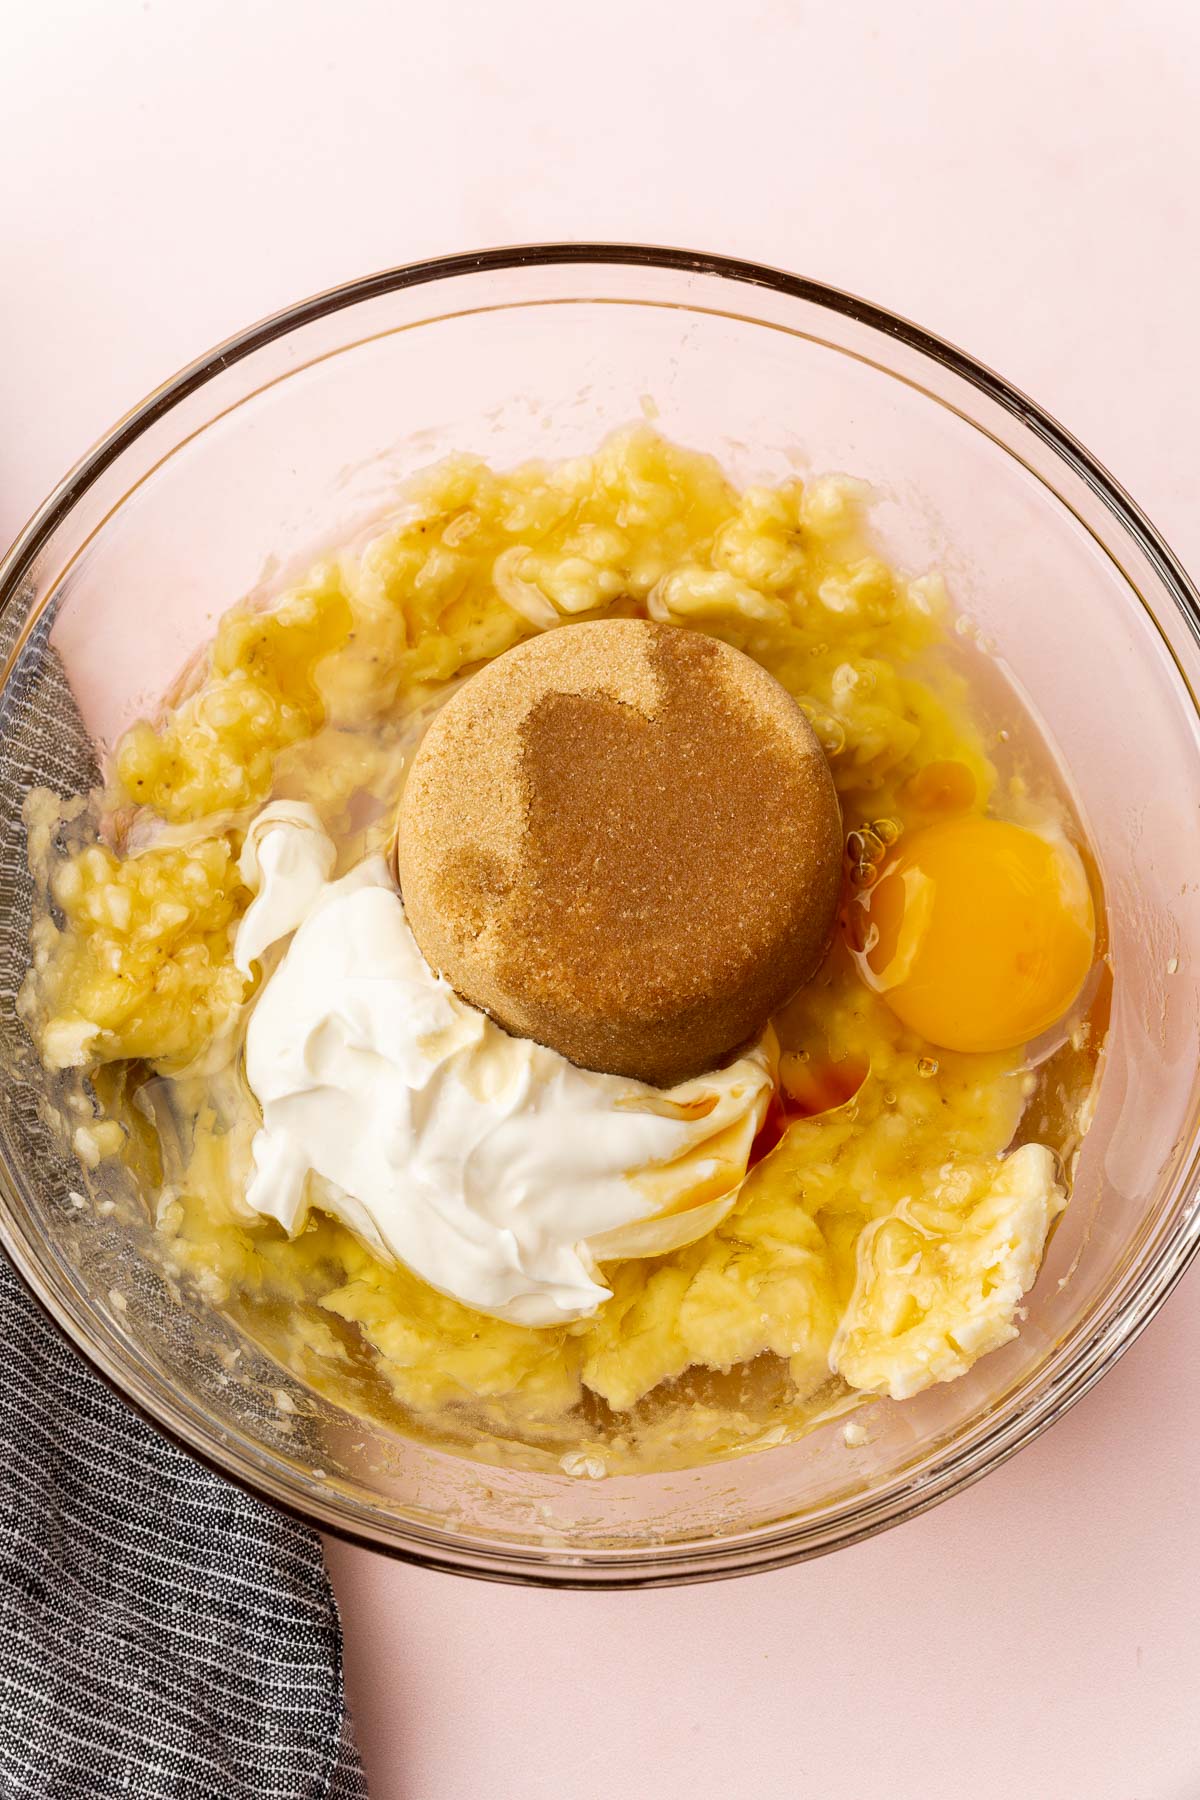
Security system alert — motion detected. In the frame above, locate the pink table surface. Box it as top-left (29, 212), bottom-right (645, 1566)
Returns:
top-left (6, 3), bottom-right (1200, 1796)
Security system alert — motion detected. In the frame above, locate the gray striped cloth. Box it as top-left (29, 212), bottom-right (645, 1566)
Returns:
top-left (0, 600), bottom-right (369, 1797)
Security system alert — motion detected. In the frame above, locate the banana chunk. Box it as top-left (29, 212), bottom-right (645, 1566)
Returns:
top-left (832, 1142), bottom-right (1065, 1400)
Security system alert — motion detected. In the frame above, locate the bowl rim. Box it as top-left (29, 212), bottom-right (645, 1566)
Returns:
top-left (3, 240), bottom-right (1200, 1588)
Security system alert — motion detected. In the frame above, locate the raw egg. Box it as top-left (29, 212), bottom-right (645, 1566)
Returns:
top-left (850, 815), bottom-right (1095, 1054)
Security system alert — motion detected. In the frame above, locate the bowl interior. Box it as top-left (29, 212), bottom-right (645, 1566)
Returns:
top-left (3, 250), bottom-right (1199, 1583)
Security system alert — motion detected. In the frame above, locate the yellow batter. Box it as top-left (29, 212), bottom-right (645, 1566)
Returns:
top-left (21, 428), bottom-right (1102, 1470)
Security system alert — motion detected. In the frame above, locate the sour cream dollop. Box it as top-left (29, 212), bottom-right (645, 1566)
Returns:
top-left (235, 805), bottom-right (773, 1326)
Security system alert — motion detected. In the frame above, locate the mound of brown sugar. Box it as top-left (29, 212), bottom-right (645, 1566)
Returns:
top-left (396, 619), bottom-right (843, 1086)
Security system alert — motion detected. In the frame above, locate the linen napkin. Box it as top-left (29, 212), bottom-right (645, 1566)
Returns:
top-left (0, 598), bottom-right (368, 1798)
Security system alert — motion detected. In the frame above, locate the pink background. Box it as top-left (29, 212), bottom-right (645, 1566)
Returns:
top-left (5, 3), bottom-right (1200, 1795)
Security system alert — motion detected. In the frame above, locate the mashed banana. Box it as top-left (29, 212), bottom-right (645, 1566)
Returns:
top-left (22, 427), bottom-right (1093, 1467)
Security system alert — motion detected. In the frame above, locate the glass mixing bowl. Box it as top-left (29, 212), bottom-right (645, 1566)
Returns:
top-left (2, 245), bottom-right (1199, 1588)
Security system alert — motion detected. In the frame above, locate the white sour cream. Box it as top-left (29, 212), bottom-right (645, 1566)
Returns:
top-left (235, 805), bottom-right (772, 1326)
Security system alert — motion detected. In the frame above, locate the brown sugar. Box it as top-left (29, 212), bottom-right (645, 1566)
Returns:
top-left (396, 619), bottom-right (843, 1086)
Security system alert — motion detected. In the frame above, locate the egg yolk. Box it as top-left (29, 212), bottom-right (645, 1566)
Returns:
top-left (852, 815), bottom-right (1096, 1054)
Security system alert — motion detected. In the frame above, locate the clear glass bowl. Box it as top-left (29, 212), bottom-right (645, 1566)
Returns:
top-left (2, 245), bottom-right (1199, 1587)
